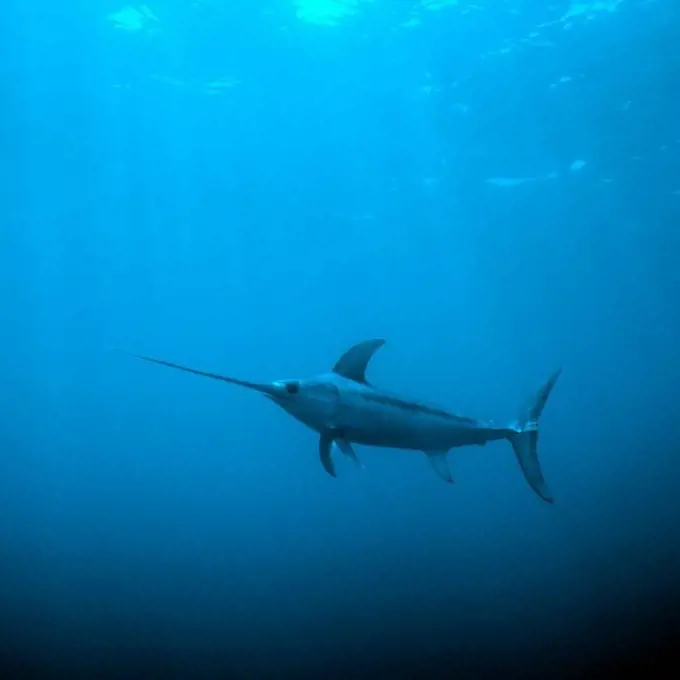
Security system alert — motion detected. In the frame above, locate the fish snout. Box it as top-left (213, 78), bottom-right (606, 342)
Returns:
top-left (268, 380), bottom-right (301, 400)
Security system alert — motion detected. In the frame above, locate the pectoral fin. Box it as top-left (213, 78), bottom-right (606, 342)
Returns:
top-left (335, 438), bottom-right (363, 469)
top-left (427, 452), bottom-right (454, 484)
top-left (319, 433), bottom-right (336, 477)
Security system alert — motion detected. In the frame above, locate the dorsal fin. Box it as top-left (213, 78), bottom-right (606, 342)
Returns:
top-left (332, 339), bottom-right (385, 384)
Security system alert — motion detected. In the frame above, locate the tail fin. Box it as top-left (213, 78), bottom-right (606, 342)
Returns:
top-left (507, 369), bottom-right (562, 503)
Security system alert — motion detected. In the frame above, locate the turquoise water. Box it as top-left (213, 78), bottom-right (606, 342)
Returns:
top-left (2, 2), bottom-right (679, 678)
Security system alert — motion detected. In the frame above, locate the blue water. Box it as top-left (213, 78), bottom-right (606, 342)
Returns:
top-left (2, 1), bottom-right (680, 678)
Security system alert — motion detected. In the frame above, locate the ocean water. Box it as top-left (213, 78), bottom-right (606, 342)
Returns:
top-left (2, 1), bottom-right (680, 678)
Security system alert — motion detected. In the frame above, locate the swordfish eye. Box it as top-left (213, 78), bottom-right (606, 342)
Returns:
top-left (285, 381), bottom-right (300, 395)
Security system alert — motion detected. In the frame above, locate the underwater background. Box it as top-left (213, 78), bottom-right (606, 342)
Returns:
top-left (2, 1), bottom-right (680, 678)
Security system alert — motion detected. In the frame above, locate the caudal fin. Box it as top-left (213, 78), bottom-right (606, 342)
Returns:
top-left (507, 369), bottom-right (562, 503)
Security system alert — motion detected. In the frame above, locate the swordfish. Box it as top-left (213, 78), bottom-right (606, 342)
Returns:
top-left (121, 339), bottom-right (561, 503)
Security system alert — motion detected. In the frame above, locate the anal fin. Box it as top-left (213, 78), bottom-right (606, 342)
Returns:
top-left (427, 452), bottom-right (454, 484)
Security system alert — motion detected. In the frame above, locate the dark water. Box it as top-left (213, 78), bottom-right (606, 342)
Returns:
top-left (2, 1), bottom-right (679, 678)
